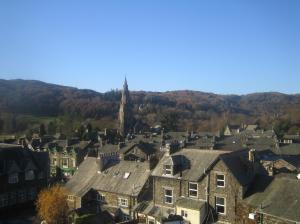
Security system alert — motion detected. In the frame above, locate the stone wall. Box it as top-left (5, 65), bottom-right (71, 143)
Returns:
top-left (208, 160), bottom-right (243, 224)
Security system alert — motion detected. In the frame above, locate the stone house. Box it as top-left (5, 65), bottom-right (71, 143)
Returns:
top-left (0, 143), bottom-right (49, 212)
top-left (65, 155), bottom-right (152, 222)
top-left (135, 148), bottom-right (258, 224)
top-left (45, 138), bottom-right (91, 178)
top-left (224, 125), bottom-right (241, 136)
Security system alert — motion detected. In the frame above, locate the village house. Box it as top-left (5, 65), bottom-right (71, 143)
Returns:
top-left (224, 125), bottom-right (241, 136)
top-left (134, 146), bottom-right (261, 224)
top-left (0, 143), bottom-right (49, 212)
top-left (45, 138), bottom-right (91, 178)
top-left (65, 154), bottom-right (152, 222)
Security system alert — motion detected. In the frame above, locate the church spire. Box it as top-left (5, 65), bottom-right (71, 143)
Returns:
top-left (119, 78), bottom-right (133, 137)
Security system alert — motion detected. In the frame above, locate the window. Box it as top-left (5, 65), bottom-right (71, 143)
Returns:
top-left (123, 215), bottom-right (130, 221)
top-left (164, 189), bottom-right (173, 204)
top-left (181, 210), bottom-right (188, 218)
top-left (216, 174), bottom-right (225, 187)
top-left (62, 158), bottom-right (68, 168)
top-left (0, 194), bottom-right (8, 208)
top-left (25, 170), bottom-right (35, 181)
top-left (97, 193), bottom-right (105, 202)
top-left (189, 182), bottom-right (198, 198)
top-left (148, 219), bottom-right (155, 224)
top-left (118, 198), bottom-right (128, 207)
top-left (8, 173), bottom-right (19, 184)
top-left (123, 172), bottom-right (131, 179)
top-left (164, 165), bottom-right (173, 175)
top-left (216, 197), bottom-right (226, 214)
top-left (52, 158), bottom-right (57, 166)
top-left (68, 195), bottom-right (74, 201)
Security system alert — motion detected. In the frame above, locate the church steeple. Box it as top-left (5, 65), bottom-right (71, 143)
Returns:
top-left (119, 78), bottom-right (133, 137)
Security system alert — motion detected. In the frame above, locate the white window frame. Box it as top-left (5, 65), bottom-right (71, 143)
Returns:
top-left (188, 182), bottom-right (198, 198)
top-left (97, 193), bottom-right (105, 202)
top-left (118, 198), bottom-right (128, 207)
top-left (164, 165), bottom-right (173, 175)
top-left (216, 174), bottom-right (225, 188)
top-left (62, 158), bottom-right (68, 168)
top-left (148, 218), bottom-right (155, 224)
top-left (216, 196), bottom-right (226, 215)
top-left (8, 173), bottom-right (19, 184)
top-left (164, 188), bottom-right (173, 204)
top-left (52, 158), bottom-right (57, 166)
top-left (181, 209), bottom-right (188, 218)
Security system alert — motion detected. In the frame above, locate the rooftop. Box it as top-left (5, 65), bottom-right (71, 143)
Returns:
top-left (245, 175), bottom-right (300, 222)
top-left (66, 157), bottom-right (151, 197)
top-left (152, 148), bottom-right (227, 181)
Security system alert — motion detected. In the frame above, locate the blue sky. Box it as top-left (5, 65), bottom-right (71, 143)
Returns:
top-left (0, 0), bottom-right (299, 94)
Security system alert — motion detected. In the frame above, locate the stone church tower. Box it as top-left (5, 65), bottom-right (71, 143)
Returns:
top-left (119, 78), bottom-right (133, 137)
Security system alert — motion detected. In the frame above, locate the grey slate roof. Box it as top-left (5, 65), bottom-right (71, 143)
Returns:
top-left (219, 150), bottom-right (254, 186)
top-left (65, 157), bottom-right (98, 197)
top-left (279, 143), bottom-right (300, 155)
top-left (152, 148), bottom-right (227, 181)
top-left (66, 157), bottom-right (151, 197)
top-left (176, 198), bottom-right (206, 210)
top-left (283, 134), bottom-right (300, 140)
top-left (0, 143), bottom-right (49, 175)
top-left (245, 175), bottom-right (300, 222)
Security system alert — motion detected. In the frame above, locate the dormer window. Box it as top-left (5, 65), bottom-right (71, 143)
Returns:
top-left (25, 170), bottom-right (35, 181)
top-left (8, 173), bottom-right (19, 184)
top-left (164, 165), bottom-right (173, 176)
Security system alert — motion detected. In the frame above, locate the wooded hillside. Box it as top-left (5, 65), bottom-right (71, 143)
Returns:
top-left (0, 79), bottom-right (299, 135)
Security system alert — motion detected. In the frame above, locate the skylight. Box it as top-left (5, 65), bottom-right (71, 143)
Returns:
top-left (123, 172), bottom-right (131, 179)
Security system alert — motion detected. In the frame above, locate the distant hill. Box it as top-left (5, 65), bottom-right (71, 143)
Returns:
top-left (0, 79), bottom-right (299, 135)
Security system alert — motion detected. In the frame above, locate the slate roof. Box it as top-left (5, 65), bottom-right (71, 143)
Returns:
top-left (65, 157), bottom-right (98, 197)
top-left (98, 144), bottom-right (119, 154)
top-left (176, 198), bottom-right (206, 210)
top-left (215, 136), bottom-right (247, 151)
top-left (0, 143), bottom-right (49, 175)
top-left (134, 142), bottom-right (157, 155)
top-left (134, 201), bottom-right (174, 220)
top-left (283, 134), bottom-right (300, 140)
top-left (152, 148), bottom-right (227, 181)
top-left (247, 137), bottom-right (277, 152)
top-left (245, 125), bottom-right (258, 131)
top-left (279, 143), bottom-right (300, 155)
top-left (219, 150), bottom-right (254, 186)
top-left (66, 157), bottom-right (151, 197)
top-left (245, 175), bottom-right (300, 222)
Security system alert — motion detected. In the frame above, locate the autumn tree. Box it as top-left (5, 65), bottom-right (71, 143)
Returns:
top-left (36, 185), bottom-right (69, 224)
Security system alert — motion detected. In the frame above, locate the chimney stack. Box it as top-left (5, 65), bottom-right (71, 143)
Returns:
top-left (97, 155), bottom-right (105, 173)
top-left (248, 149), bottom-right (256, 163)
